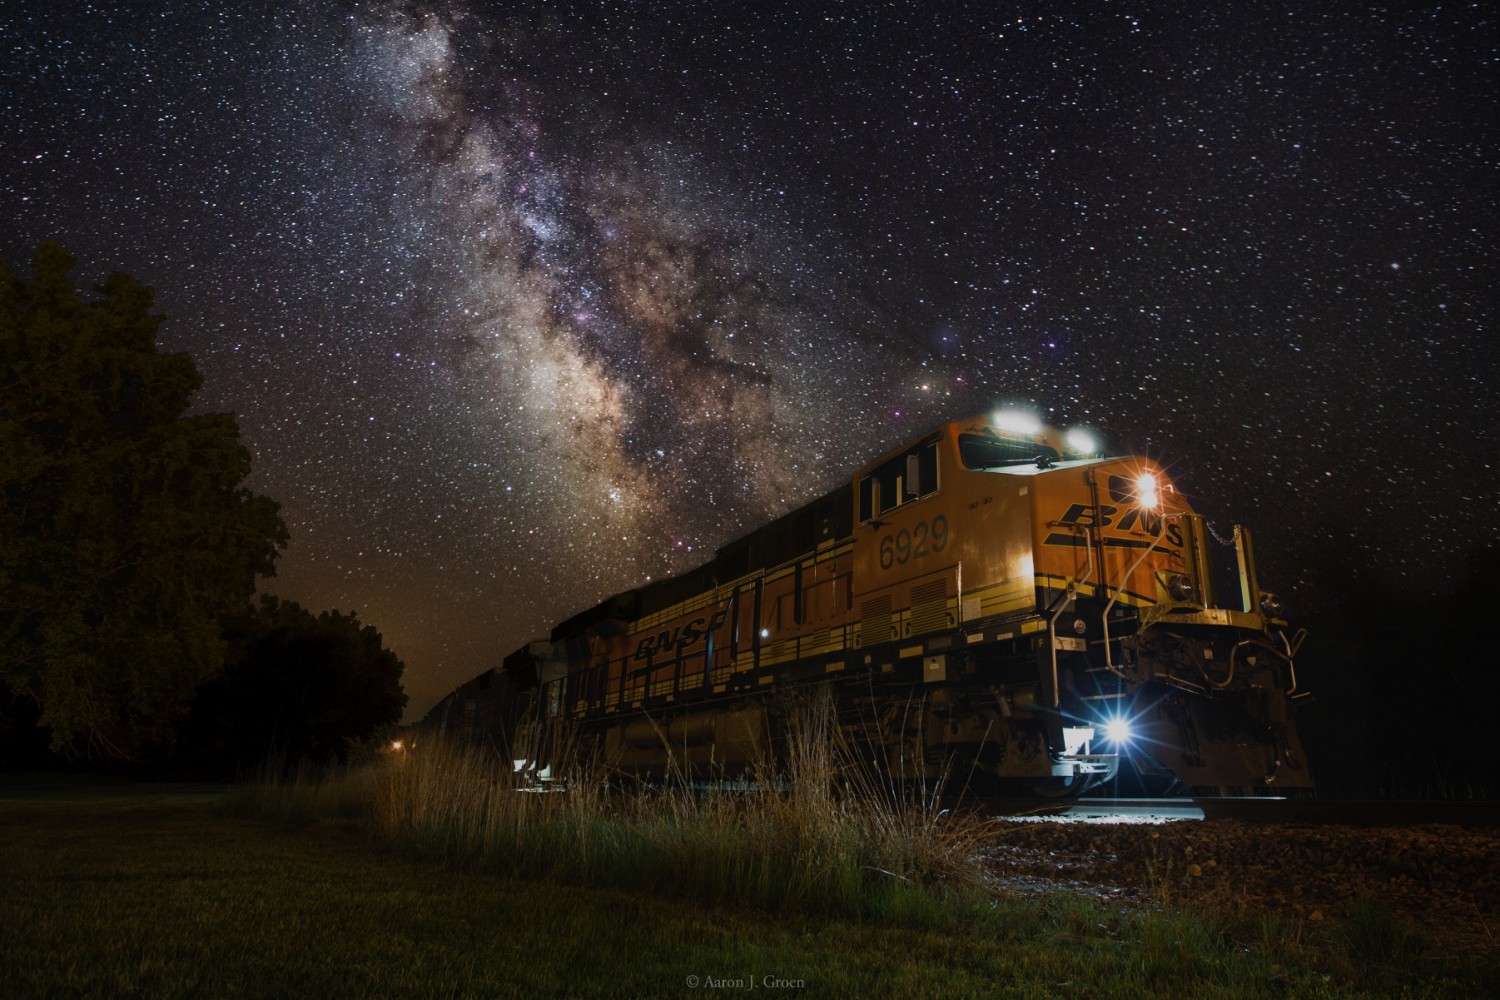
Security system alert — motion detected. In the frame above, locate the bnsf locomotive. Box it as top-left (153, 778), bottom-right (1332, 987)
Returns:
top-left (424, 412), bottom-right (1313, 796)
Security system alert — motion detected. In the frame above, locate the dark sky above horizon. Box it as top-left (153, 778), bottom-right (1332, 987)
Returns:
top-left (5, 2), bottom-right (1496, 718)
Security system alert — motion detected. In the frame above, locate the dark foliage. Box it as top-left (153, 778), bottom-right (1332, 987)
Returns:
top-left (0, 244), bottom-right (287, 759)
top-left (0, 693), bottom-right (54, 772)
top-left (176, 597), bottom-right (407, 775)
top-left (1299, 543), bottom-right (1500, 797)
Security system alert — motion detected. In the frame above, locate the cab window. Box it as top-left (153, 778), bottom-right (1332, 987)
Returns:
top-left (859, 440), bottom-right (938, 522)
top-left (958, 432), bottom-right (1059, 470)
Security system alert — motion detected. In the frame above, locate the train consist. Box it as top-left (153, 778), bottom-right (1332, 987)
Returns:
top-left (423, 412), bottom-right (1313, 796)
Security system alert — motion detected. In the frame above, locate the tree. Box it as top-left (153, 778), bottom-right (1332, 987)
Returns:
top-left (0, 243), bottom-right (288, 758)
top-left (180, 597), bottom-right (408, 772)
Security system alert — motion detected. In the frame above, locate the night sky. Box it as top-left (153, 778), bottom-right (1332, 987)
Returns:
top-left (5, 2), bottom-right (1495, 719)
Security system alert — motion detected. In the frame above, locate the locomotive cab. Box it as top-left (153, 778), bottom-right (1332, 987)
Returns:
top-left (845, 411), bottom-right (1312, 794)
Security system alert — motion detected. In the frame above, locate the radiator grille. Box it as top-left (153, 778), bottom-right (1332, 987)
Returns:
top-left (803, 628), bottom-right (832, 652)
top-left (909, 578), bottom-right (949, 635)
top-left (860, 596), bottom-right (893, 646)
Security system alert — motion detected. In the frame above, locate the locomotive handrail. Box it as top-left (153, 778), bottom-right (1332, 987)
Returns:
top-left (1046, 522), bottom-right (1096, 708)
top-left (1100, 514), bottom-right (1169, 678)
top-left (1224, 628), bottom-right (1306, 693)
top-left (1281, 627), bottom-right (1307, 695)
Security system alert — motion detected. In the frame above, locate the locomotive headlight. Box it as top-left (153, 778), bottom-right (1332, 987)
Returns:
top-left (994, 409), bottom-right (1042, 435)
top-left (1065, 427), bottom-right (1098, 455)
top-left (1103, 717), bottom-right (1132, 744)
top-left (1135, 472), bottom-right (1160, 510)
top-left (1259, 592), bottom-right (1284, 619)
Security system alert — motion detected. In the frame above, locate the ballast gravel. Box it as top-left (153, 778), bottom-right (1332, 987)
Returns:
top-left (980, 816), bottom-right (1500, 957)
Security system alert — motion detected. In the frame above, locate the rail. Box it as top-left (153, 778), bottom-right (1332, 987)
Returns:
top-left (983, 796), bottom-right (1500, 827)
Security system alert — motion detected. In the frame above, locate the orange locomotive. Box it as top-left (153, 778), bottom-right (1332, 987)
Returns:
top-left (437, 411), bottom-right (1313, 795)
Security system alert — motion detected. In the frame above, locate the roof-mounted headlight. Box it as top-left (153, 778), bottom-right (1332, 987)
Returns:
top-left (994, 409), bottom-right (1042, 435)
top-left (1065, 427), bottom-right (1098, 456)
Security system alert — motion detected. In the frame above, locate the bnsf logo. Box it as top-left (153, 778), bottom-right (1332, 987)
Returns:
top-left (1056, 503), bottom-right (1184, 547)
top-left (634, 609), bottom-right (730, 661)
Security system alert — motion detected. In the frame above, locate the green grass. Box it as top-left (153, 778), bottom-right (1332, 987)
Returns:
top-left (4, 785), bottom-right (1494, 998)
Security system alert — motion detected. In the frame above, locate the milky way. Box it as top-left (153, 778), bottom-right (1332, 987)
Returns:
top-left (5, 2), bottom-right (1495, 715)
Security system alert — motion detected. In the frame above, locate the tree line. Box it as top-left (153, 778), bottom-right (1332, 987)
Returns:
top-left (1, 243), bottom-right (405, 775)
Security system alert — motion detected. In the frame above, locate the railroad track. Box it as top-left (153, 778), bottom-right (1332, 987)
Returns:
top-left (983, 796), bottom-right (1500, 827)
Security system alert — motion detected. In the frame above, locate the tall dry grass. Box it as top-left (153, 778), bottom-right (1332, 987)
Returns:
top-left (257, 688), bottom-right (1000, 921)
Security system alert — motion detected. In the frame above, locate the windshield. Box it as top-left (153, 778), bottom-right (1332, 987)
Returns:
top-left (958, 432), bottom-right (1060, 470)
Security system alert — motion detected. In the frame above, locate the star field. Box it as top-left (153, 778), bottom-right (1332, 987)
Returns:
top-left (4, 2), bottom-right (1496, 717)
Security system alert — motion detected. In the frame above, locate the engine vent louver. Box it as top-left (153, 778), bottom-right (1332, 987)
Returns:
top-left (860, 596), bottom-right (893, 646)
top-left (909, 578), bottom-right (949, 635)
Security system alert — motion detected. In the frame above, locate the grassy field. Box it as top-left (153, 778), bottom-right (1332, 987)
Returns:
top-left (3, 777), bottom-right (1493, 999)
